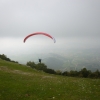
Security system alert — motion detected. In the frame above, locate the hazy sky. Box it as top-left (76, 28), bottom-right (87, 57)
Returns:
top-left (0, 0), bottom-right (100, 62)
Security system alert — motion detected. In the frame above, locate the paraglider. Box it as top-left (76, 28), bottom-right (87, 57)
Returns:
top-left (23, 32), bottom-right (56, 63)
top-left (39, 59), bottom-right (42, 63)
top-left (23, 32), bottom-right (56, 43)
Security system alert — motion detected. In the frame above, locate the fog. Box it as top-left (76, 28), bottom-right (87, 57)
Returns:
top-left (0, 0), bottom-right (100, 70)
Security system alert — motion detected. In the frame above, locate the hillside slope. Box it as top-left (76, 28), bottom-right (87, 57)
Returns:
top-left (0, 59), bottom-right (100, 100)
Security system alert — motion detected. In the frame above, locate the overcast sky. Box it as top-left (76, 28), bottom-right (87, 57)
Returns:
top-left (0, 0), bottom-right (100, 62)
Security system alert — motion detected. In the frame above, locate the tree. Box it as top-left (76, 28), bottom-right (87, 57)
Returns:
top-left (79, 68), bottom-right (90, 78)
top-left (62, 71), bottom-right (69, 76)
top-left (88, 72), bottom-right (95, 78)
top-left (0, 54), bottom-right (11, 61)
top-left (56, 70), bottom-right (62, 75)
top-left (69, 70), bottom-right (79, 77)
top-left (44, 68), bottom-right (56, 74)
top-left (26, 61), bottom-right (36, 68)
top-left (36, 63), bottom-right (47, 71)
top-left (94, 70), bottom-right (100, 78)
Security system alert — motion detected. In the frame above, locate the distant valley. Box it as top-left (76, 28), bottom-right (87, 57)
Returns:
top-left (10, 48), bottom-right (100, 72)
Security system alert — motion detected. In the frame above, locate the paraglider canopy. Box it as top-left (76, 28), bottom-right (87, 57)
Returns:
top-left (23, 32), bottom-right (56, 43)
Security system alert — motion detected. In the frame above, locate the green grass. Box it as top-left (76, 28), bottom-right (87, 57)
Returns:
top-left (0, 59), bottom-right (100, 100)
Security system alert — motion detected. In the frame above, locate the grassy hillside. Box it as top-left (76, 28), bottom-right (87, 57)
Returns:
top-left (0, 59), bottom-right (100, 100)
